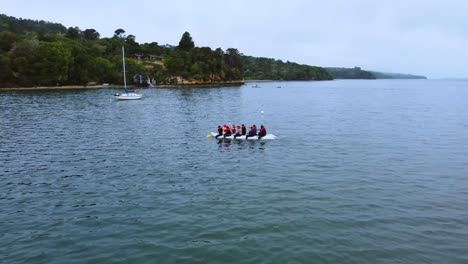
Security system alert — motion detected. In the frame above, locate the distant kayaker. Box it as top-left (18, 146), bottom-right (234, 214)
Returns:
top-left (258, 125), bottom-right (267, 139)
top-left (241, 124), bottom-right (246, 135)
top-left (215, 125), bottom-right (223, 139)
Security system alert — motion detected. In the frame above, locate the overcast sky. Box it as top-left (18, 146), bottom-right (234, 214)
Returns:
top-left (2, 0), bottom-right (468, 78)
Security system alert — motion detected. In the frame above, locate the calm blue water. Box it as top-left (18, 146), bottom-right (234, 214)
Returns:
top-left (1, 80), bottom-right (468, 263)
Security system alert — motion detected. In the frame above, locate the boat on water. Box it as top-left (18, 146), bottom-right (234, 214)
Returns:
top-left (210, 132), bottom-right (276, 140)
top-left (115, 91), bottom-right (142, 100)
top-left (115, 46), bottom-right (142, 100)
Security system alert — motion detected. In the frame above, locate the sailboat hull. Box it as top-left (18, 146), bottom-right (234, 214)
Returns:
top-left (115, 93), bottom-right (142, 100)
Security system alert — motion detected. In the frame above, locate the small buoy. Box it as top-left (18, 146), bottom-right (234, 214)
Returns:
top-left (206, 134), bottom-right (212, 139)
top-left (261, 111), bottom-right (265, 114)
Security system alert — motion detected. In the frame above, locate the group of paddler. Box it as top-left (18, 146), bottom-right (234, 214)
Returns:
top-left (215, 124), bottom-right (267, 139)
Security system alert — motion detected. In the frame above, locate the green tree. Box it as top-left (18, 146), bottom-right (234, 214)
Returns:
top-left (9, 38), bottom-right (40, 86)
top-left (83, 29), bottom-right (100, 40)
top-left (35, 42), bottom-right (72, 85)
top-left (0, 32), bottom-right (23, 52)
top-left (114, 28), bottom-right (125, 38)
top-left (148, 64), bottom-right (166, 83)
top-left (0, 54), bottom-right (13, 86)
top-left (68, 53), bottom-right (93, 85)
top-left (125, 34), bottom-right (140, 54)
top-left (65, 27), bottom-right (81, 40)
top-left (91, 57), bottom-right (117, 84)
top-left (178, 31), bottom-right (194, 51)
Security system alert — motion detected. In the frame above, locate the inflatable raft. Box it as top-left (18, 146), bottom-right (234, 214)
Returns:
top-left (210, 132), bottom-right (277, 140)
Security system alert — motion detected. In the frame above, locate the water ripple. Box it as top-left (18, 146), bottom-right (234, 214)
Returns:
top-left (1, 81), bottom-right (468, 263)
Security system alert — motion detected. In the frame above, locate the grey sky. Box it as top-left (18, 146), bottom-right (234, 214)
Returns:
top-left (2, 0), bottom-right (468, 78)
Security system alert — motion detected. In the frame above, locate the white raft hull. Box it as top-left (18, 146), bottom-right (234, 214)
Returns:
top-left (211, 132), bottom-right (276, 140)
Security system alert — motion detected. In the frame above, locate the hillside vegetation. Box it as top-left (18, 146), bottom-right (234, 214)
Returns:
top-left (243, 56), bottom-right (332, 81)
top-left (0, 14), bottom-right (332, 88)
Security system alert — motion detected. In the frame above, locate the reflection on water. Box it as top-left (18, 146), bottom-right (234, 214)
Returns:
top-left (216, 139), bottom-right (267, 152)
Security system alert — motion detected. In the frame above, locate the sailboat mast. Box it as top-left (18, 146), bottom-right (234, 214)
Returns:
top-left (122, 46), bottom-right (127, 89)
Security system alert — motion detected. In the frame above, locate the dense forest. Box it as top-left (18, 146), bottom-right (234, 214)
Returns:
top-left (0, 14), bottom-right (332, 88)
top-left (243, 56), bottom-right (332, 81)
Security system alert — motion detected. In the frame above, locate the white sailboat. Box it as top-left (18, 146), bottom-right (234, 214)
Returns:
top-left (115, 46), bottom-right (142, 100)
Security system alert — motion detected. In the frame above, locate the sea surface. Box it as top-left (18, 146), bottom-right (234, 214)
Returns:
top-left (1, 80), bottom-right (468, 263)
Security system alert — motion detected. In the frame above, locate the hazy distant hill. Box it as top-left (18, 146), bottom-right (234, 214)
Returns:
top-left (369, 71), bottom-right (427, 79)
top-left (325, 67), bottom-right (427, 80)
top-left (325, 67), bottom-right (375, 79)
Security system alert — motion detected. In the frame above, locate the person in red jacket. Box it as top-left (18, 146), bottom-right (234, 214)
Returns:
top-left (223, 125), bottom-right (232, 138)
top-left (258, 125), bottom-right (267, 139)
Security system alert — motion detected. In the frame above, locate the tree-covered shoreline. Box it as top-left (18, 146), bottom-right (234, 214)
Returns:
top-left (0, 14), bottom-right (333, 88)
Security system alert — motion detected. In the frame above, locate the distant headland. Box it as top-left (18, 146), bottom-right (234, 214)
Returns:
top-left (325, 67), bottom-right (427, 80)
